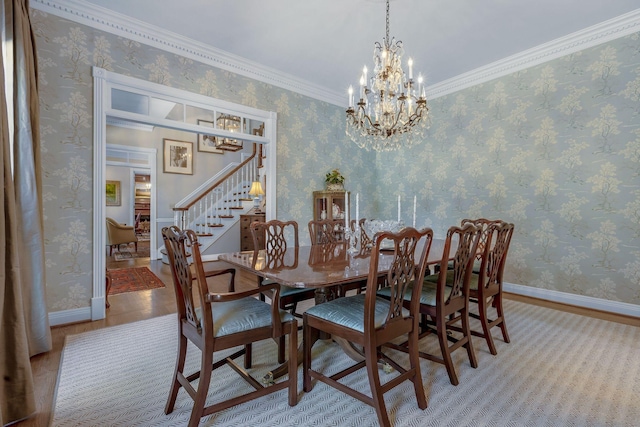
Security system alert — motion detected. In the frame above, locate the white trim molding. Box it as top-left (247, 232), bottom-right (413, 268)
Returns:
top-left (427, 9), bottom-right (640, 99)
top-left (504, 282), bottom-right (640, 319)
top-left (31, 1), bottom-right (640, 105)
top-left (49, 307), bottom-right (92, 327)
top-left (30, 0), bottom-right (344, 106)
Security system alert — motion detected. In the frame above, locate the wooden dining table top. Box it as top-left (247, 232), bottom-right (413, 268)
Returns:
top-left (218, 238), bottom-right (451, 289)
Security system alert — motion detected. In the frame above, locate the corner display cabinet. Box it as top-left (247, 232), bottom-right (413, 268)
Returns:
top-left (312, 190), bottom-right (349, 221)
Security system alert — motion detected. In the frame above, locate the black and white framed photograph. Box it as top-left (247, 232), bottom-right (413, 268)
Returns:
top-left (163, 138), bottom-right (193, 175)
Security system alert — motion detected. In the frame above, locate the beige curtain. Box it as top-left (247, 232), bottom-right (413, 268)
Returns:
top-left (1, 0), bottom-right (52, 424)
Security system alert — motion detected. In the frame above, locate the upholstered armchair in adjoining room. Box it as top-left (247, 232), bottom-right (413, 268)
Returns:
top-left (106, 217), bottom-right (138, 255)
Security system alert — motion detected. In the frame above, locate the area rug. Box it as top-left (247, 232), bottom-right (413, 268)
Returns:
top-left (52, 300), bottom-right (640, 426)
top-left (108, 267), bottom-right (165, 295)
top-left (112, 241), bottom-right (151, 261)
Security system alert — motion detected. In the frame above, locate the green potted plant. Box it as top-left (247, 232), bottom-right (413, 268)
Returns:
top-left (325, 169), bottom-right (345, 191)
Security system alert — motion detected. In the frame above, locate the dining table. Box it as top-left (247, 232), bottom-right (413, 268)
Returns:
top-left (218, 238), bottom-right (452, 380)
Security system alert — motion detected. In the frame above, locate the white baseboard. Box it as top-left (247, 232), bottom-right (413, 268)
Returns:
top-left (49, 307), bottom-right (92, 327)
top-left (504, 282), bottom-right (640, 318)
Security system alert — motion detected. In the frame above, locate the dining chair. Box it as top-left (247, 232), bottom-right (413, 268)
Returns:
top-left (308, 218), bottom-right (365, 297)
top-left (308, 218), bottom-right (345, 245)
top-left (438, 217), bottom-right (499, 274)
top-left (459, 219), bottom-right (515, 355)
top-left (461, 218), bottom-right (500, 272)
top-left (251, 219), bottom-right (316, 363)
top-left (380, 223), bottom-right (482, 386)
top-left (162, 226), bottom-right (298, 427)
top-left (304, 227), bottom-right (433, 427)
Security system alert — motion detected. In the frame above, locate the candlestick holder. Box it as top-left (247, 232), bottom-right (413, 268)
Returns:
top-left (344, 225), bottom-right (359, 255)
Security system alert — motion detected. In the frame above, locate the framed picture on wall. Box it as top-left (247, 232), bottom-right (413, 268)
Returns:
top-left (105, 180), bottom-right (121, 206)
top-left (163, 138), bottom-right (193, 175)
top-left (197, 119), bottom-right (224, 154)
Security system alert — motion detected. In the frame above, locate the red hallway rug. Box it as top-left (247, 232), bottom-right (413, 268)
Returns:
top-left (108, 267), bottom-right (165, 295)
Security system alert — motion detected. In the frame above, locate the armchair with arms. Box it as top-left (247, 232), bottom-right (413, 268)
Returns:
top-left (106, 217), bottom-right (138, 256)
top-left (162, 226), bottom-right (298, 427)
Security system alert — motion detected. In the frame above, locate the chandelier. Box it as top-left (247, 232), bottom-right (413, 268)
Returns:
top-left (345, 0), bottom-right (430, 152)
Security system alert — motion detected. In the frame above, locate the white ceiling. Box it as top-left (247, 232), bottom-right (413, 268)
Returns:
top-left (83, 0), bottom-right (639, 96)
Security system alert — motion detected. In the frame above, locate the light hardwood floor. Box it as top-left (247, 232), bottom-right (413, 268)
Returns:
top-left (12, 257), bottom-right (640, 427)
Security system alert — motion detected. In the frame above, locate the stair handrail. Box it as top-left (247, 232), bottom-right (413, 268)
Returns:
top-left (173, 143), bottom-right (258, 213)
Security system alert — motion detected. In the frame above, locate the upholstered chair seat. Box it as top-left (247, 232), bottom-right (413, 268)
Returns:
top-left (195, 298), bottom-right (295, 337)
top-left (379, 224), bottom-right (483, 387)
top-left (304, 293), bottom-right (409, 333)
top-left (162, 226), bottom-right (298, 427)
top-left (378, 280), bottom-right (454, 307)
top-left (304, 227), bottom-right (434, 427)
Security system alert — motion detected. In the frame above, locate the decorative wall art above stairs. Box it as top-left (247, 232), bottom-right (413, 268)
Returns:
top-left (162, 144), bottom-right (264, 262)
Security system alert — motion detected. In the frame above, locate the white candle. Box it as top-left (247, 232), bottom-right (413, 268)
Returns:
top-left (355, 193), bottom-right (359, 223)
top-left (344, 191), bottom-right (349, 226)
top-left (397, 195), bottom-right (401, 222)
top-left (408, 58), bottom-right (413, 79)
top-left (413, 195), bottom-right (417, 228)
top-left (348, 86), bottom-right (353, 107)
top-left (363, 66), bottom-right (368, 86)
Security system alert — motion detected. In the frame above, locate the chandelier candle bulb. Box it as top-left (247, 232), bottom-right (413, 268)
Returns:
top-left (408, 58), bottom-right (413, 79)
top-left (397, 195), bottom-right (401, 223)
top-left (348, 86), bottom-right (354, 107)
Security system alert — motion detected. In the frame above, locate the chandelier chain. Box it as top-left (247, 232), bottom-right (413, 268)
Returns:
top-left (385, 0), bottom-right (390, 44)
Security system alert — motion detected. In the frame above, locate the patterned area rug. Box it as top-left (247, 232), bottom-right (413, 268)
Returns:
top-left (112, 241), bottom-right (151, 261)
top-left (108, 267), bottom-right (165, 295)
top-left (52, 300), bottom-right (640, 426)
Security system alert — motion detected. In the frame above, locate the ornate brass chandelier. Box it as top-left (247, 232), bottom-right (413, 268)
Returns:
top-left (346, 0), bottom-right (430, 151)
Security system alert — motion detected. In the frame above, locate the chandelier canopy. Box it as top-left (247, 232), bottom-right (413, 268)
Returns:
top-left (346, 0), bottom-right (429, 152)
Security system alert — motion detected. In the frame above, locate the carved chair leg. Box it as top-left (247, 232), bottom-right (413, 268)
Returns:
top-left (437, 313), bottom-right (458, 386)
top-left (478, 297), bottom-right (497, 355)
top-left (105, 270), bottom-right (112, 309)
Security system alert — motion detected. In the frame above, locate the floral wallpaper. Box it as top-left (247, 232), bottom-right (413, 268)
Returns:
top-left (378, 33), bottom-right (640, 304)
top-left (31, 9), bottom-right (376, 312)
top-left (31, 6), bottom-right (639, 315)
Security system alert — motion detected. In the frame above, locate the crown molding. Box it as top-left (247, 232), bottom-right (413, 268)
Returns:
top-left (31, 1), bottom-right (639, 105)
top-left (31, 0), bottom-right (345, 106)
top-left (426, 9), bottom-right (640, 99)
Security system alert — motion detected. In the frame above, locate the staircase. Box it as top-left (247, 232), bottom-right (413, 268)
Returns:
top-left (163, 143), bottom-right (263, 261)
